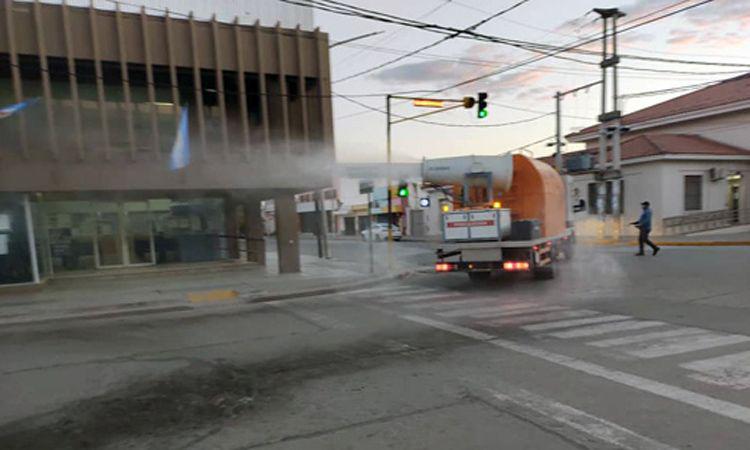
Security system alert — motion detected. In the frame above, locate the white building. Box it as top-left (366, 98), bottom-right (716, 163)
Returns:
top-left (558, 73), bottom-right (750, 236)
top-left (262, 163), bottom-right (449, 239)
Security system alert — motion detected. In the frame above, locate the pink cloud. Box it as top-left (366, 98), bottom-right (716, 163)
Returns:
top-left (497, 69), bottom-right (546, 88)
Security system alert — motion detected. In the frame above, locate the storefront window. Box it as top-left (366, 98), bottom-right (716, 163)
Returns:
top-left (0, 195), bottom-right (32, 285)
top-left (44, 201), bottom-right (97, 272)
top-left (152, 198), bottom-right (227, 263)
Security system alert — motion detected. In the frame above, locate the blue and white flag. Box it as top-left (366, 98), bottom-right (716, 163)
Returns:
top-left (0, 98), bottom-right (39, 119)
top-left (169, 106), bottom-right (190, 170)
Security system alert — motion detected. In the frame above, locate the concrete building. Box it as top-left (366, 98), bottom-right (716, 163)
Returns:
top-left (0, 0), bottom-right (334, 286)
top-left (558, 73), bottom-right (750, 236)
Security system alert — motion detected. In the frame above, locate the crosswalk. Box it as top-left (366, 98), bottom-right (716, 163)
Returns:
top-left (343, 283), bottom-right (750, 392)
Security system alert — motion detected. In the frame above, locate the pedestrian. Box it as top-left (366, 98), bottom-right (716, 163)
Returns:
top-left (631, 201), bottom-right (660, 256)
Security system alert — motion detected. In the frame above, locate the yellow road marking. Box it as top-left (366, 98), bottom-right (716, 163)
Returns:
top-left (187, 289), bottom-right (239, 303)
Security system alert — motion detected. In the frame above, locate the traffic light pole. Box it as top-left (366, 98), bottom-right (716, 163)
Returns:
top-left (384, 93), bottom-right (483, 271)
top-left (368, 192), bottom-right (374, 273)
top-left (386, 95), bottom-right (394, 270)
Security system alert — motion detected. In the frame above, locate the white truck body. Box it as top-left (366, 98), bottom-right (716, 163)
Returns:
top-left (442, 209), bottom-right (511, 242)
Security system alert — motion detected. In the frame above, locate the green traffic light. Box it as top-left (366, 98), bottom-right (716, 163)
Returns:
top-left (398, 187), bottom-right (409, 197)
top-left (478, 109), bottom-right (488, 119)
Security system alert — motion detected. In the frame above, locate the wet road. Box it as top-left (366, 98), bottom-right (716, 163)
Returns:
top-left (1, 244), bottom-right (750, 449)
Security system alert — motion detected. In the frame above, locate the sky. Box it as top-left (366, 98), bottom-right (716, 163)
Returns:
top-left (310, 0), bottom-right (750, 163)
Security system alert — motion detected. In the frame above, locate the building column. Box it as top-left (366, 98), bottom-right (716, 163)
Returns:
top-left (243, 198), bottom-right (266, 266)
top-left (23, 194), bottom-right (40, 284)
top-left (274, 193), bottom-right (301, 273)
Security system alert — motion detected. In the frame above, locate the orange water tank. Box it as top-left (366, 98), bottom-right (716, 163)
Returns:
top-left (501, 154), bottom-right (566, 238)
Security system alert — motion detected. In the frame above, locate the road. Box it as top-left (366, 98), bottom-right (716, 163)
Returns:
top-left (1, 244), bottom-right (750, 449)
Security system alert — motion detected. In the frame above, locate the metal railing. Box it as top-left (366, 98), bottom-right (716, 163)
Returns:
top-left (662, 208), bottom-right (748, 235)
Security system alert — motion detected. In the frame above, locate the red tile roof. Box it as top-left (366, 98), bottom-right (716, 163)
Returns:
top-left (540, 133), bottom-right (750, 167)
top-left (567, 72), bottom-right (750, 140)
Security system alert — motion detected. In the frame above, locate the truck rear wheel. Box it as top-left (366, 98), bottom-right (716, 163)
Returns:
top-left (468, 272), bottom-right (491, 283)
top-left (533, 264), bottom-right (555, 280)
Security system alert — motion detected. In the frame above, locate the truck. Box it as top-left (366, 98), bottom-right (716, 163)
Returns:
top-left (423, 153), bottom-right (574, 282)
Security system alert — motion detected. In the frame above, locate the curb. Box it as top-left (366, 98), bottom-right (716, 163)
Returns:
top-left (0, 304), bottom-right (193, 328)
top-left (243, 269), bottom-right (415, 304)
top-left (584, 240), bottom-right (750, 247)
top-left (653, 241), bottom-right (750, 247)
top-left (0, 269), bottom-right (420, 327)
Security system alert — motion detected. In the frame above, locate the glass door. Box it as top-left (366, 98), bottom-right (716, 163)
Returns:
top-left (124, 202), bottom-right (155, 266)
top-left (95, 211), bottom-right (124, 267)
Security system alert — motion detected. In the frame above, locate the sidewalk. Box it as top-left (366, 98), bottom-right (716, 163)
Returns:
top-left (580, 227), bottom-right (750, 246)
top-left (0, 254), bottom-right (404, 327)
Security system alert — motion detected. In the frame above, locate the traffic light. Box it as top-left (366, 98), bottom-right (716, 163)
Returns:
top-left (397, 182), bottom-right (409, 198)
top-left (477, 92), bottom-right (488, 119)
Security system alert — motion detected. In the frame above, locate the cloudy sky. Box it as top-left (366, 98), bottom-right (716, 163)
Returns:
top-left (309, 0), bottom-right (750, 162)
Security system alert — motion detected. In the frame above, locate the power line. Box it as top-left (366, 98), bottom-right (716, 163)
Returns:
top-left (287, 0), bottom-right (749, 80)
top-left (337, 42), bottom-right (746, 78)
top-left (619, 80), bottom-right (721, 99)
top-left (501, 134), bottom-right (556, 154)
top-left (425, 0), bottom-right (724, 94)
top-left (332, 0), bottom-right (532, 83)
top-left (335, 93), bottom-right (566, 127)
top-left (335, 0), bottom-right (453, 66)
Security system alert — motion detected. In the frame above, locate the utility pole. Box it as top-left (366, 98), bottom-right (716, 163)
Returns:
top-left (386, 94), bottom-right (394, 270)
top-left (367, 192), bottom-right (374, 273)
top-left (554, 91), bottom-right (563, 173)
top-left (547, 81), bottom-right (600, 173)
top-left (384, 93), bottom-right (481, 271)
top-left (315, 189), bottom-right (330, 259)
top-left (594, 7), bottom-right (625, 235)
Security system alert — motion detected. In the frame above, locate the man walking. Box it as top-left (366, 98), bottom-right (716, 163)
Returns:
top-left (631, 201), bottom-right (660, 256)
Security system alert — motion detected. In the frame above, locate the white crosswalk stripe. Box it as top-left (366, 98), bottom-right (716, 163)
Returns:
top-left (403, 292), bottom-right (462, 302)
top-left (522, 314), bottom-right (630, 332)
top-left (471, 305), bottom-right (568, 319)
top-left (406, 298), bottom-right (496, 310)
top-left (620, 332), bottom-right (750, 359)
top-left (376, 287), bottom-right (442, 297)
top-left (378, 292), bottom-right (448, 303)
top-left (349, 285), bottom-right (437, 297)
top-left (480, 309), bottom-right (600, 328)
top-left (681, 350), bottom-right (750, 390)
top-left (437, 302), bottom-right (545, 318)
top-left (588, 328), bottom-right (706, 348)
top-left (547, 320), bottom-right (666, 339)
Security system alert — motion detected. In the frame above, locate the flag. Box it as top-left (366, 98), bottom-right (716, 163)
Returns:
top-left (0, 98), bottom-right (39, 119)
top-left (169, 106), bottom-right (190, 170)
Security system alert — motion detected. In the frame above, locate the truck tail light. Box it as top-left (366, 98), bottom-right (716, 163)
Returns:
top-left (503, 261), bottom-right (530, 271)
top-left (435, 263), bottom-right (456, 272)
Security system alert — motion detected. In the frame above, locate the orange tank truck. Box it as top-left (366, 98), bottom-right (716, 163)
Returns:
top-left (423, 153), bottom-right (574, 282)
top-left (501, 154), bottom-right (567, 238)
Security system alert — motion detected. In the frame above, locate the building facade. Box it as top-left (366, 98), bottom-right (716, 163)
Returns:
top-left (560, 74), bottom-right (750, 236)
top-left (0, 0), bottom-right (334, 285)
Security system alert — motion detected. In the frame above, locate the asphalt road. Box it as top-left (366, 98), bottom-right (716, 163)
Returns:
top-left (1, 244), bottom-right (750, 449)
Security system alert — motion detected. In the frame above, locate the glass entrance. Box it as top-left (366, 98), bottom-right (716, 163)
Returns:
top-left (95, 211), bottom-right (124, 267)
top-left (124, 202), bottom-right (155, 266)
top-left (94, 202), bottom-right (155, 268)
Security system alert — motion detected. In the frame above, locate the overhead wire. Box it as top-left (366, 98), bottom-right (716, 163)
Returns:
top-left (335, 93), bottom-right (572, 128)
top-left (332, 0), bottom-right (532, 83)
top-left (288, 0), bottom-right (739, 146)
